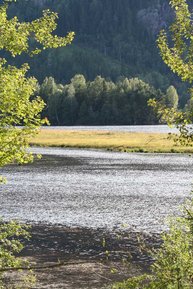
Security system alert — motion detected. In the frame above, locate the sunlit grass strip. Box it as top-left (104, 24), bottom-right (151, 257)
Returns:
top-left (29, 129), bottom-right (193, 153)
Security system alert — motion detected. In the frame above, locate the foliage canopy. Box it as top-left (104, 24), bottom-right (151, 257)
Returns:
top-left (0, 0), bottom-right (74, 170)
top-left (150, 0), bottom-right (193, 145)
top-left (39, 75), bottom-right (161, 126)
top-left (157, 0), bottom-right (193, 83)
top-left (0, 0), bottom-right (74, 286)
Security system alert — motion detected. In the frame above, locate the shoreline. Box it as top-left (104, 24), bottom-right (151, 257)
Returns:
top-left (30, 143), bottom-right (193, 154)
top-left (5, 223), bottom-right (161, 288)
top-left (29, 129), bottom-right (193, 154)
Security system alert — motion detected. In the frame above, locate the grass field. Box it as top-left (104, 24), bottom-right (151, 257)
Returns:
top-left (29, 129), bottom-right (193, 153)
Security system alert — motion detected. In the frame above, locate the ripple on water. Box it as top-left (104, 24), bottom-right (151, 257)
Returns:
top-left (1, 148), bottom-right (193, 233)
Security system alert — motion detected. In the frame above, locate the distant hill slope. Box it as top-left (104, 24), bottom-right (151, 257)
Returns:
top-left (6, 0), bottom-right (189, 104)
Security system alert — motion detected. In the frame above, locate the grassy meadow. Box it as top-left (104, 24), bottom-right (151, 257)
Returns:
top-left (29, 129), bottom-right (193, 153)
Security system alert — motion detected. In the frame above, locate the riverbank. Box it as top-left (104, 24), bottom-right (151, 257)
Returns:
top-left (4, 224), bottom-right (160, 288)
top-left (29, 129), bottom-right (193, 153)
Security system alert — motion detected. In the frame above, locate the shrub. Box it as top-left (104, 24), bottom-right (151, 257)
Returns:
top-left (113, 197), bottom-right (193, 289)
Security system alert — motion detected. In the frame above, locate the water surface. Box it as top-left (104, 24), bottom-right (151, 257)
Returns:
top-left (1, 148), bottom-right (193, 233)
top-left (42, 125), bottom-right (178, 134)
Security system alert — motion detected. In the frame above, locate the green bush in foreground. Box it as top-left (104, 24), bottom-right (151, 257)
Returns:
top-left (0, 221), bottom-right (33, 288)
top-left (113, 197), bottom-right (193, 289)
top-left (0, 0), bottom-right (74, 287)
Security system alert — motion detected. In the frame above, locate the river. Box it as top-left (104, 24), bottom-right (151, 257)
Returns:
top-left (1, 147), bottom-right (193, 233)
top-left (42, 124), bottom-right (179, 133)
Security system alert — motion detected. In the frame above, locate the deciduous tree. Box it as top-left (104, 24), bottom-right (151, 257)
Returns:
top-left (0, 0), bottom-right (74, 286)
top-left (0, 0), bottom-right (74, 170)
top-left (149, 0), bottom-right (193, 145)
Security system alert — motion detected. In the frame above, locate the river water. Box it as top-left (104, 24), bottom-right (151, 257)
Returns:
top-left (42, 125), bottom-right (178, 133)
top-left (1, 147), bottom-right (193, 233)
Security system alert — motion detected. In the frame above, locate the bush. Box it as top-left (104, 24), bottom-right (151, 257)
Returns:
top-left (0, 221), bottom-right (32, 288)
top-left (113, 197), bottom-right (193, 289)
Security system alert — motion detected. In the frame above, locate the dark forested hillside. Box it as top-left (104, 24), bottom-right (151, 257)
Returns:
top-left (6, 0), bottom-right (190, 106)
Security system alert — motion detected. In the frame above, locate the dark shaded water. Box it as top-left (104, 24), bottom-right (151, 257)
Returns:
top-left (1, 148), bottom-right (193, 233)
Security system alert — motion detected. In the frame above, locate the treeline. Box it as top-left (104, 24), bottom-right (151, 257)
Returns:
top-left (38, 74), bottom-right (178, 126)
top-left (6, 0), bottom-right (189, 105)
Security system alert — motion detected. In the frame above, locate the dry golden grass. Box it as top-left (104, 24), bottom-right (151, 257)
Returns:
top-left (29, 129), bottom-right (193, 153)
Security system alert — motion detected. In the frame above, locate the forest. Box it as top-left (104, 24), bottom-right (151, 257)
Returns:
top-left (38, 75), bottom-right (180, 125)
top-left (5, 0), bottom-right (190, 112)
